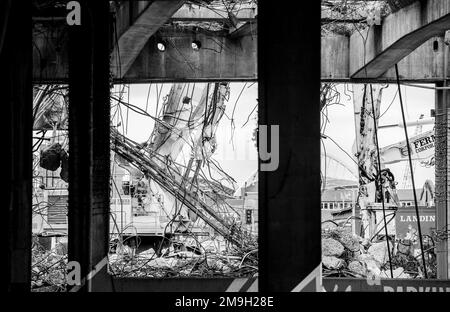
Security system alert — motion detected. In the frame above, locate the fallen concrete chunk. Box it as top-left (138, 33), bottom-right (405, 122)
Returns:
top-left (381, 267), bottom-right (411, 279)
top-left (174, 251), bottom-right (200, 259)
top-left (397, 239), bottom-right (414, 256)
top-left (207, 258), bottom-right (228, 271)
top-left (353, 249), bottom-right (362, 258)
top-left (321, 221), bottom-right (338, 232)
top-left (348, 260), bottom-right (366, 276)
top-left (357, 253), bottom-right (374, 262)
top-left (356, 254), bottom-right (381, 276)
top-left (331, 228), bottom-right (361, 252)
top-left (322, 238), bottom-right (345, 257)
top-left (368, 241), bottom-right (393, 265)
top-left (55, 242), bottom-right (67, 256)
top-left (365, 259), bottom-right (382, 276)
top-left (323, 256), bottom-right (346, 270)
top-left (361, 238), bottom-right (371, 248)
top-left (149, 257), bottom-right (178, 268)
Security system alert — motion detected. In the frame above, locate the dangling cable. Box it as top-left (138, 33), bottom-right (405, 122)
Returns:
top-left (369, 84), bottom-right (394, 278)
top-left (394, 64), bottom-right (428, 278)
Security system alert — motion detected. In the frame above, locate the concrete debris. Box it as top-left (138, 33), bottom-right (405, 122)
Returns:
top-left (359, 256), bottom-right (381, 276)
top-left (323, 256), bottom-right (346, 270)
top-left (361, 238), bottom-right (371, 248)
top-left (321, 221), bottom-right (338, 231)
top-left (330, 227), bottom-right (361, 252)
top-left (367, 241), bottom-right (393, 265)
top-left (356, 253), bottom-right (375, 263)
top-left (171, 251), bottom-right (200, 259)
top-left (348, 260), bottom-right (366, 276)
top-left (148, 257), bottom-right (178, 268)
top-left (321, 225), bottom-right (430, 279)
top-left (109, 237), bottom-right (258, 279)
top-left (380, 267), bottom-right (411, 279)
top-left (31, 238), bottom-right (67, 292)
top-left (397, 239), bottom-right (414, 256)
top-left (322, 238), bottom-right (345, 257)
top-left (55, 242), bottom-right (67, 256)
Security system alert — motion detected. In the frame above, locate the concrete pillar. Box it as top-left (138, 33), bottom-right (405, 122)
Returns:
top-left (2, 0), bottom-right (32, 291)
top-left (67, 1), bottom-right (112, 291)
top-left (435, 31), bottom-right (450, 279)
top-left (258, 1), bottom-right (321, 291)
top-left (435, 79), bottom-right (450, 279)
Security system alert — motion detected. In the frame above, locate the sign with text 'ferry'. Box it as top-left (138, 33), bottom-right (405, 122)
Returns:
top-left (380, 130), bottom-right (435, 164)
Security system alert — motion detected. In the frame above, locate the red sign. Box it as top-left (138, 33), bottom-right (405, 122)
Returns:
top-left (395, 207), bottom-right (436, 240)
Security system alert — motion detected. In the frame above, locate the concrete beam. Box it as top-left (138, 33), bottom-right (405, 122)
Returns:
top-left (230, 20), bottom-right (257, 38)
top-left (111, 0), bottom-right (185, 78)
top-left (171, 4), bottom-right (256, 22)
top-left (351, 0), bottom-right (450, 78)
top-left (113, 1), bottom-right (153, 39)
top-left (124, 27), bottom-right (257, 82)
top-left (321, 35), bottom-right (349, 80)
top-left (33, 25), bottom-right (257, 82)
top-left (321, 34), bottom-right (447, 82)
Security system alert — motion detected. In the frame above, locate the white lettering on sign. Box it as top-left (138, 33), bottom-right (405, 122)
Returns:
top-left (412, 135), bottom-right (435, 154)
top-left (384, 286), bottom-right (450, 292)
top-left (399, 215), bottom-right (435, 222)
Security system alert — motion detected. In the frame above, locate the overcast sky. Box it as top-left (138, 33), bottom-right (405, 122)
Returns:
top-left (321, 84), bottom-right (435, 189)
top-left (114, 82), bottom-right (258, 187)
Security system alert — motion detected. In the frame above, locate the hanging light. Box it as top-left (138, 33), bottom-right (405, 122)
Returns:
top-left (157, 40), bottom-right (166, 52)
top-left (191, 40), bottom-right (201, 50)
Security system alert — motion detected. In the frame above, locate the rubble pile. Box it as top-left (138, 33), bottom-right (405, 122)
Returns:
top-left (31, 238), bottom-right (67, 292)
top-left (322, 226), bottom-right (436, 279)
top-left (109, 238), bottom-right (258, 278)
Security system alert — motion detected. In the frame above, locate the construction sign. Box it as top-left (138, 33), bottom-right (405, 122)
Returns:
top-left (380, 130), bottom-right (435, 165)
top-left (323, 278), bottom-right (450, 292)
top-left (395, 207), bottom-right (436, 240)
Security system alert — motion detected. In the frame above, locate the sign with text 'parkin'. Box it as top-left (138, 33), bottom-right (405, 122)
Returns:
top-left (380, 129), bottom-right (435, 164)
top-left (323, 278), bottom-right (450, 292)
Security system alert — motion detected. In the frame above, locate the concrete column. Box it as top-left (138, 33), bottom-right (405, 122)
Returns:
top-left (67, 1), bottom-right (112, 291)
top-left (435, 35), bottom-right (450, 277)
top-left (2, 0), bottom-right (32, 291)
top-left (258, 1), bottom-right (321, 291)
